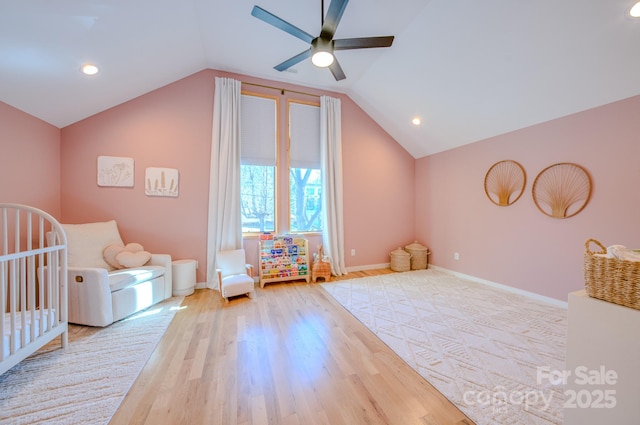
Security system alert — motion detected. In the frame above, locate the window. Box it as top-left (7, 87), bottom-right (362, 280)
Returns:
top-left (240, 93), bottom-right (277, 233)
top-left (289, 100), bottom-right (322, 233)
top-left (240, 92), bottom-right (322, 235)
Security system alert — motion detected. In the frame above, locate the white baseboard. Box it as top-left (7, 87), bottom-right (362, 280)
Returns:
top-left (345, 262), bottom-right (390, 273)
top-left (430, 265), bottom-right (568, 309)
top-left (196, 263), bottom-right (567, 308)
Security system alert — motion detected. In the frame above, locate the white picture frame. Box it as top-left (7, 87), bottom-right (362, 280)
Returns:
top-left (97, 156), bottom-right (134, 187)
top-left (145, 167), bottom-right (179, 197)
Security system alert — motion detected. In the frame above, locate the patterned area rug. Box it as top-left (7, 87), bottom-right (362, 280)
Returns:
top-left (322, 269), bottom-right (567, 425)
top-left (0, 297), bottom-right (183, 425)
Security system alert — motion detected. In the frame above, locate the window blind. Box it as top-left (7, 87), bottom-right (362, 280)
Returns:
top-left (289, 102), bottom-right (320, 169)
top-left (241, 94), bottom-right (276, 166)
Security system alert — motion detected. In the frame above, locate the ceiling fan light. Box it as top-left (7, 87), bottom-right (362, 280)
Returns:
top-left (631, 1), bottom-right (640, 17)
top-left (311, 37), bottom-right (334, 68)
top-left (312, 51), bottom-right (334, 67)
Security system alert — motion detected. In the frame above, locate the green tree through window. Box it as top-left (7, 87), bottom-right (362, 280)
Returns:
top-left (241, 165), bottom-right (275, 233)
top-left (290, 168), bottom-right (321, 232)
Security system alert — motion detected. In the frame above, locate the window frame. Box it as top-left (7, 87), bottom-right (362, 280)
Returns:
top-left (240, 90), bottom-right (280, 237)
top-left (239, 90), bottom-right (322, 238)
top-left (287, 98), bottom-right (322, 236)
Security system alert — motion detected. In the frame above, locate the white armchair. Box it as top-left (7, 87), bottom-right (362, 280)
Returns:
top-left (216, 249), bottom-right (255, 302)
top-left (60, 220), bottom-right (172, 327)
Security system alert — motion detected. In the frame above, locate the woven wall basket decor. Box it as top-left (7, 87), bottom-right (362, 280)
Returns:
top-left (484, 160), bottom-right (526, 206)
top-left (532, 162), bottom-right (592, 218)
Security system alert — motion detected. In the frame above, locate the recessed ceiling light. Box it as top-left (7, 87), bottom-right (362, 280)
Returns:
top-left (631, 1), bottom-right (640, 17)
top-left (412, 117), bottom-right (422, 126)
top-left (81, 63), bottom-right (99, 75)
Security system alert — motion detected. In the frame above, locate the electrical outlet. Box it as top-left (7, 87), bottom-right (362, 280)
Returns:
top-left (454, 252), bottom-right (460, 260)
top-left (351, 248), bottom-right (356, 256)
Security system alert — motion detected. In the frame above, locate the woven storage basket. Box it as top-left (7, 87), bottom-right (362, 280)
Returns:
top-left (312, 260), bottom-right (331, 282)
top-left (390, 248), bottom-right (411, 272)
top-left (404, 241), bottom-right (430, 270)
top-left (584, 238), bottom-right (640, 310)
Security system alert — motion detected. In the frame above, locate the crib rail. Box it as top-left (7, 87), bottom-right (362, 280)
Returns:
top-left (0, 203), bottom-right (68, 375)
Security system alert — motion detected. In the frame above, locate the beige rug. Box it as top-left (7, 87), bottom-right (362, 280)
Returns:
top-left (0, 297), bottom-right (183, 425)
top-left (322, 269), bottom-right (567, 425)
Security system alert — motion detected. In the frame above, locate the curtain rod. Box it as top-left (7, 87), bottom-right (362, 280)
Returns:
top-left (241, 81), bottom-right (321, 98)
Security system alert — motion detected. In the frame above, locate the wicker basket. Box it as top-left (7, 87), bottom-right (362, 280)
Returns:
top-left (312, 260), bottom-right (331, 282)
top-left (404, 241), bottom-right (430, 270)
top-left (390, 248), bottom-right (411, 272)
top-left (584, 238), bottom-right (640, 310)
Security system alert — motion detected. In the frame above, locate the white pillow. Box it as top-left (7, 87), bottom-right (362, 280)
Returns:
top-left (62, 220), bottom-right (124, 270)
top-left (124, 242), bottom-right (144, 253)
top-left (217, 249), bottom-right (248, 277)
top-left (116, 250), bottom-right (152, 268)
top-left (103, 242), bottom-right (147, 269)
top-left (103, 243), bottom-right (126, 269)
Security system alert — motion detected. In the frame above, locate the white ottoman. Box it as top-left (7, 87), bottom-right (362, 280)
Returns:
top-left (172, 259), bottom-right (196, 296)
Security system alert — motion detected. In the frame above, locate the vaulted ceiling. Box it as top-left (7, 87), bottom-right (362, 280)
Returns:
top-left (1, 0), bottom-right (639, 158)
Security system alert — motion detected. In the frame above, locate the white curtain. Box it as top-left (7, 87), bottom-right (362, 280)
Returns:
top-left (206, 77), bottom-right (243, 288)
top-left (320, 96), bottom-right (346, 276)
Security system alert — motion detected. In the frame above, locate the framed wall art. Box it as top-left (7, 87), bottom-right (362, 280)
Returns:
top-left (145, 167), bottom-right (179, 197)
top-left (484, 160), bottom-right (526, 206)
top-left (97, 156), bottom-right (134, 187)
top-left (532, 162), bottom-right (591, 218)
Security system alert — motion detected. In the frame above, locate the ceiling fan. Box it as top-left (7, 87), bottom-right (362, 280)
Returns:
top-left (251, 0), bottom-right (394, 81)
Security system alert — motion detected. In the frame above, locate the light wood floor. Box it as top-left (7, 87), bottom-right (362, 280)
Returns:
top-left (110, 269), bottom-right (474, 425)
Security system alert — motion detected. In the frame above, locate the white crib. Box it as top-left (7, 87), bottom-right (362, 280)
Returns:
top-left (1, 203), bottom-right (68, 375)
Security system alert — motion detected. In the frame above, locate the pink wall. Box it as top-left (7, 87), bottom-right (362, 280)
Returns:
top-left (59, 69), bottom-right (415, 283)
top-left (0, 101), bottom-right (60, 216)
top-left (416, 95), bottom-right (640, 301)
top-left (341, 97), bottom-right (415, 263)
top-left (4, 71), bottom-right (639, 301)
top-left (60, 71), bottom-right (214, 282)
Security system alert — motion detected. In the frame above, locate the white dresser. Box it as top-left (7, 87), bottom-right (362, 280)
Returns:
top-left (564, 290), bottom-right (640, 425)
